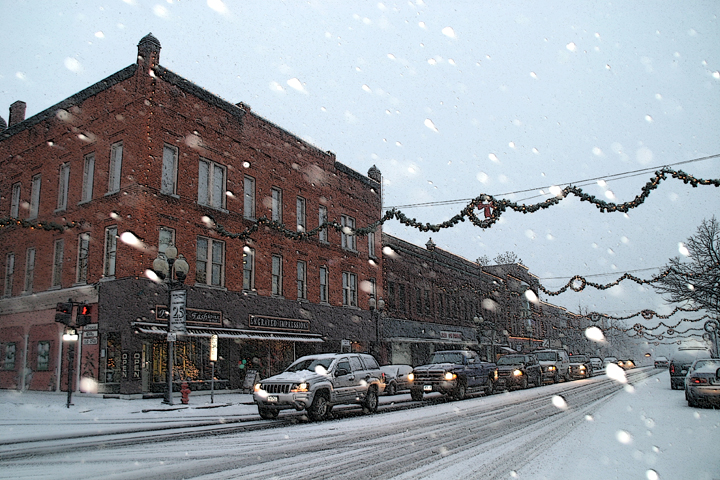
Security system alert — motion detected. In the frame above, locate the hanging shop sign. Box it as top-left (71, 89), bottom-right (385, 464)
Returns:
top-left (248, 315), bottom-right (310, 332)
top-left (440, 331), bottom-right (463, 341)
top-left (156, 306), bottom-right (223, 325)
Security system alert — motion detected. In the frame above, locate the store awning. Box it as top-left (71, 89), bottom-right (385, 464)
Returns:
top-left (131, 322), bottom-right (324, 343)
top-left (500, 346), bottom-right (517, 353)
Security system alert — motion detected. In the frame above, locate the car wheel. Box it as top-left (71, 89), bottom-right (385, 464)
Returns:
top-left (386, 382), bottom-right (397, 396)
top-left (363, 387), bottom-right (379, 413)
top-left (258, 407), bottom-right (279, 420)
top-left (520, 376), bottom-right (528, 390)
top-left (410, 388), bottom-right (424, 401)
top-left (453, 381), bottom-right (467, 400)
top-left (308, 392), bottom-right (330, 421)
top-left (534, 374), bottom-right (542, 387)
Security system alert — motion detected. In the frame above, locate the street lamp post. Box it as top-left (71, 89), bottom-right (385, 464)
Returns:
top-left (369, 295), bottom-right (385, 360)
top-left (62, 328), bottom-right (79, 408)
top-left (152, 246), bottom-right (189, 405)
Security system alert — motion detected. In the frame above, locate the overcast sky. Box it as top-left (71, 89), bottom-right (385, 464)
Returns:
top-left (2, 1), bottom-right (718, 354)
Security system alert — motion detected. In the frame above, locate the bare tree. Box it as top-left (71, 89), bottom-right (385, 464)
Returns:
top-left (476, 255), bottom-right (491, 266)
top-left (653, 216), bottom-right (720, 316)
top-left (494, 251), bottom-right (523, 265)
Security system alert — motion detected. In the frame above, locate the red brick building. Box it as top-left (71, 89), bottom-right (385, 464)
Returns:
top-left (0, 34), bottom-right (383, 395)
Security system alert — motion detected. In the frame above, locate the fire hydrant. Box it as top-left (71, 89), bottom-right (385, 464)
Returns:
top-left (180, 381), bottom-right (191, 404)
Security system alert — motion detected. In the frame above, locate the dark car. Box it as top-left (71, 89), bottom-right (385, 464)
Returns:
top-left (669, 347), bottom-right (714, 390)
top-left (684, 359), bottom-right (720, 407)
top-left (380, 364), bottom-right (414, 395)
top-left (654, 356), bottom-right (669, 368)
top-left (494, 354), bottom-right (542, 391)
top-left (568, 354), bottom-right (593, 379)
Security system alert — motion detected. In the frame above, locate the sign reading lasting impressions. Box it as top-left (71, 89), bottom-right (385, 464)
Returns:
top-left (169, 289), bottom-right (187, 333)
top-left (440, 331), bottom-right (463, 341)
top-left (156, 306), bottom-right (222, 325)
top-left (248, 315), bottom-right (310, 332)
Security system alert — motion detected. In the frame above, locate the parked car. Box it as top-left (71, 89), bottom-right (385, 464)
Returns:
top-left (589, 356), bottom-right (603, 371)
top-left (253, 353), bottom-right (384, 421)
top-left (603, 356), bottom-right (618, 368)
top-left (534, 349), bottom-right (570, 383)
top-left (494, 354), bottom-right (542, 391)
top-left (380, 364), bottom-right (414, 395)
top-left (409, 350), bottom-right (497, 401)
top-left (654, 356), bottom-right (669, 368)
top-left (568, 354), bottom-right (593, 379)
top-left (669, 347), bottom-right (714, 390)
top-left (684, 359), bottom-right (720, 407)
top-left (617, 359), bottom-right (635, 370)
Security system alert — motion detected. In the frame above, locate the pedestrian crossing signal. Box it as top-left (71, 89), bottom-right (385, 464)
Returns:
top-left (77, 305), bottom-right (92, 326)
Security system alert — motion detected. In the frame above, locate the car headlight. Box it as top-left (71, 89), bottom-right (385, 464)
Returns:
top-left (548, 366), bottom-right (556, 371)
top-left (408, 372), bottom-right (415, 382)
top-left (444, 372), bottom-right (457, 381)
top-left (493, 369), bottom-right (498, 380)
top-left (254, 383), bottom-right (263, 392)
top-left (290, 382), bottom-right (309, 392)
top-left (579, 365), bottom-right (586, 370)
top-left (513, 369), bottom-right (523, 377)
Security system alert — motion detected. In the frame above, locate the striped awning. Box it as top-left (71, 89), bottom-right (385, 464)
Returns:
top-left (131, 322), bottom-right (324, 343)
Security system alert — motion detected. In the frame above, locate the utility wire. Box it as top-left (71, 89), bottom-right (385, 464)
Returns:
top-left (386, 153), bottom-right (719, 210)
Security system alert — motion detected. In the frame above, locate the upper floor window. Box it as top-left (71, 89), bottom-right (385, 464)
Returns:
top-left (52, 239), bottom-right (64, 288)
top-left (81, 153), bottom-right (95, 203)
top-left (108, 141), bottom-right (123, 194)
top-left (197, 236), bottom-right (224, 287)
top-left (37, 341), bottom-right (50, 371)
top-left (198, 158), bottom-right (226, 209)
top-left (243, 176), bottom-right (256, 219)
top-left (342, 272), bottom-right (357, 307)
top-left (271, 254), bottom-right (283, 296)
top-left (271, 187), bottom-right (282, 223)
top-left (3, 343), bottom-right (16, 370)
top-left (57, 163), bottom-right (70, 211)
top-left (319, 266), bottom-right (329, 303)
top-left (161, 144), bottom-right (178, 195)
top-left (10, 183), bottom-right (21, 218)
top-left (318, 206), bottom-right (328, 243)
top-left (29, 174), bottom-right (41, 219)
top-left (23, 247), bottom-right (35, 293)
top-left (297, 260), bottom-right (307, 300)
top-left (243, 246), bottom-right (255, 291)
top-left (368, 231), bottom-right (376, 258)
top-left (76, 233), bottom-right (90, 284)
top-left (296, 197), bottom-right (306, 232)
top-left (4, 253), bottom-right (14, 297)
top-left (341, 215), bottom-right (356, 251)
top-left (158, 227), bottom-right (175, 258)
top-left (103, 226), bottom-right (117, 277)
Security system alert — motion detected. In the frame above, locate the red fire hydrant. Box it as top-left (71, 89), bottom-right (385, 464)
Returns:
top-left (180, 381), bottom-right (191, 404)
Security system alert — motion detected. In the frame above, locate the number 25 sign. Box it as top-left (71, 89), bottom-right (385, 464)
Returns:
top-left (169, 289), bottom-right (187, 333)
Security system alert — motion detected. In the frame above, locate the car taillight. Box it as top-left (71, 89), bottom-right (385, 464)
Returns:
top-left (691, 377), bottom-right (708, 384)
top-left (670, 364), bottom-right (675, 374)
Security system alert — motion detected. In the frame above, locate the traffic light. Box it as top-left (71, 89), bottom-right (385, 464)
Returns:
top-left (55, 302), bottom-right (73, 325)
top-left (76, 304), bottom-right (92, 326)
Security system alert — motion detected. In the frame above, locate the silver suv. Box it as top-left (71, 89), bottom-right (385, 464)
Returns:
top-left (534, 349), bottom-right (570, 383)
top-left (253, 353), bottom-right (385, 421)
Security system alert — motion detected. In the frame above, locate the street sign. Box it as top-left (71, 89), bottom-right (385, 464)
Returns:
top-left (210, 334), bottom-right (218, 362)
top-left (167, 333), bottom-right (177, 342)
top-left (169, 289), bottom-right (187, 333)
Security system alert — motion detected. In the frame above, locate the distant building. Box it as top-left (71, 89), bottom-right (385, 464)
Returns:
top-left (0, 34), bottom-right (382, 395)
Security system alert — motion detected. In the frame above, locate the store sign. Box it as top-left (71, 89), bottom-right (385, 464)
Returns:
top-left (121, 352), bottom-right (129, 380)
top-left (133, 352), bottom-right (142, 380)
top-left (440, 331), bottom-right (463, 341)
top-left (210, 334), bottom-right (218, 362)
top-left (248, 315), bottom-right (310, 332)
top-left (156, 306), bottom-right (222, 325)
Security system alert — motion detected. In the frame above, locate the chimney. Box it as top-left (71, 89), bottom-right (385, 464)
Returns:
top-left (137, 33), bottom-right (161, 71)
top-left (8, 101), bottom-right (26, 127)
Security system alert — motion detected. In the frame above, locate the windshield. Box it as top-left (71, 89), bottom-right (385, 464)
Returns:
top-left (535, 352), bottom-right (558, 362)
top-left (570, 356), bottom-right (588, 363)
top-left (497, 356), bottom-right (526, 365)
top-left (429, 353), bottom-right (464, 364)
top-left (285, 357), bottom-right (334, 373)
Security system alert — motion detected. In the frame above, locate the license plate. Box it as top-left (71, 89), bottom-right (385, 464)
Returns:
top-left (496, 380), bottom-right (505, 385)
top-left (423, 385), bottom-right (432, 392)
top-left (267, 395), bottom-right (278, 402)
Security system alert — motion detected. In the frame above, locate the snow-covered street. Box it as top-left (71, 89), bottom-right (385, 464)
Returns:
top-left (1, 367), bottom-right (718, 479)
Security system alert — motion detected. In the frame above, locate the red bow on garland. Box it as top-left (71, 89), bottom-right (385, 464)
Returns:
top-left (477, 202), bottom-right (494, 218)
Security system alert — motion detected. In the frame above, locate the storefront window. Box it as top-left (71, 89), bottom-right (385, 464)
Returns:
top-left (105, 332), bottom-right (121, 383)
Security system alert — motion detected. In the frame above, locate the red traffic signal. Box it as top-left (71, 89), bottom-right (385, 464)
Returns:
top-left (77, 304), bottom-right (92, 326)
top-left (55, 302), bottom-right (73, 325)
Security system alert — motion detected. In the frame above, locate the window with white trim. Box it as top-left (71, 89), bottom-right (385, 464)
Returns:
top-left (10, 183), bottom-right (21, 218)
top-left (23, 248), bottom-right (35, 293)
top-left (57, 163), bottom-right (70, 211)
top-left (342, 272), bottom-right (357, 307)
top-left (271, 254), bottom-right (283, 296)
top-left (296, 197), bottom-right (306, 232)
top-left (29, 174), bottom-right (41, 219)
top-left (242, 246), bottom-right (255, 291)
top-left (197, 236), bottom-right (225, 287)
top-left (198, 158), bottom-right (226, 209)
top-left (3, 343), bottom-right (15, 370)
top-left (108, 141), bottom-right (123, 194)
top-left (158, 227), bottom-right (175, 259)
top-left (161, 144), bottom-right (178, 195)
top-left (76, 233), bottom-right (89, 284)
top-left (37, 341), bottom-right (50, 371)
top-left (341, 215), bottom-right (356, 251)
top-left (319, 266), bottom-right (329, 303)
top-left (368, 231), bottom-right (376, 258)
top-left (103, 226), bottom-right (117, 277)
top-left (318, 206), bottom-right (328, 243)
top-left (271, 187), bottom-right (282, 223)
top-left (297, 260), bottom-right (307, 300)
top-left (4, 253), bottom-right (14, 297)
top-left (81, 153), bottom-right (95, 203)
top-left (52, 239), bottom-right (64, 288)
top-left (243, 175), bottom-right (255, 219)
